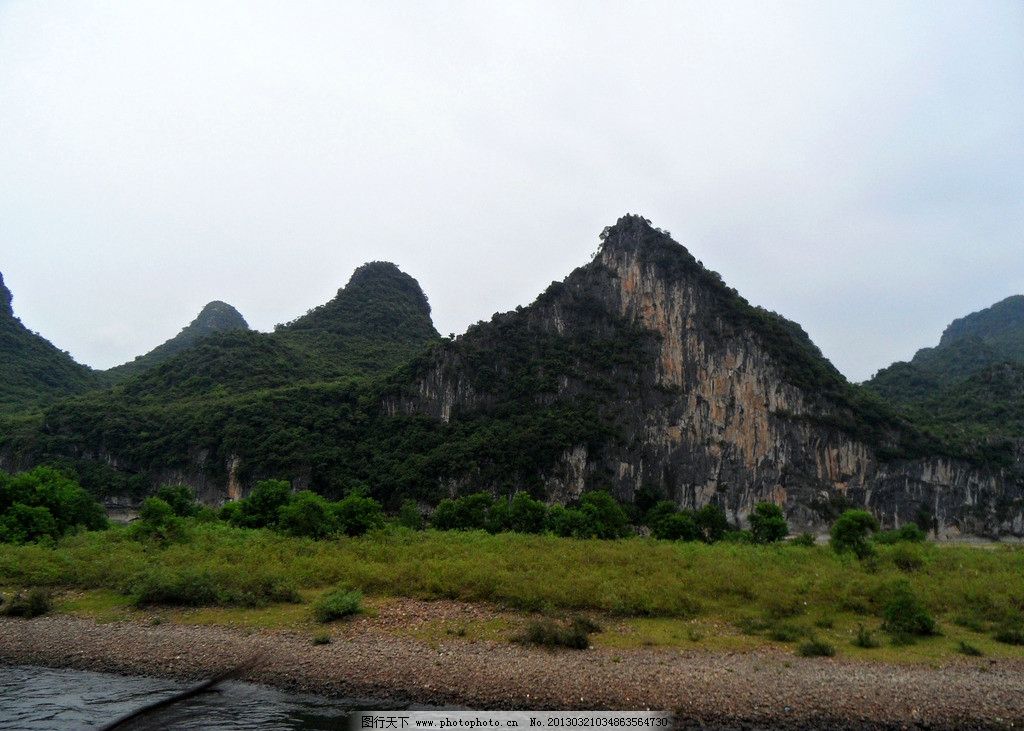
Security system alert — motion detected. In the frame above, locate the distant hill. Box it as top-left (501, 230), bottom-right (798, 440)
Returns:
top-left (868, 295), bottom-right (1024, 403)
top-left (866, 295), bottom-right (1024, 452)
top-left (104, 301), bottom-right (250, 382)
top-left (112, 261), bottom-right (440, 402)
top-left (0, 272), bottom-right (100, 413)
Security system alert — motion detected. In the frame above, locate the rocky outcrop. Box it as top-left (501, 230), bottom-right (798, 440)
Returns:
top-left (386, 216), bottom-right (1023, 537)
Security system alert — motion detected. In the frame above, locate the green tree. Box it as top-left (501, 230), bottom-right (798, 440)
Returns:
top-left (0, 503), bottom-right (58, 544)
top-left (653, 511), bottom-right (700, 541)
top-left (397, 499), bottom-right (423, 530)
top-left (232, 479), bottom-right (293, 528)
top-left (749, 502), bottom-right (789, 544)
top-left (333, 493), bottom-right (384, 536)
top-left (154, 484), bottom-right (199, 517)
top-left (278, 490), bottom-right (336, 538)
top-left (579, 490), bottom-right (630, 539)
top-left (508, 492), bottom-right (547, 534)
top-left (695, 503), bottom-right (729, 543)
top-left (831, 509), bottom-right (880, 558)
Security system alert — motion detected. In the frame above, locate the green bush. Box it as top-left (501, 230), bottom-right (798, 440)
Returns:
top-left (0, 467), bottom-right (107, 544)
top-left (231, 479), bottom-right (293, 529)
top-left (749, 502), bottom-right (789, 544)
top-left (0, 504), bottom-right (58, 545)
top-left (139, 497), bottom-right (175, 526)
top-left (1, 588), bottom-right (52, 618)
top-left (722, 529), bottom-right (754, 544)
top-left (695, 504), bottom-right (729, 543)
top-left (313, 588), bottom-right (363, 622)
top-left (881, 583), bottom-right (937, 637)
top-left (430, 493), bottom-right (493, 531)
top-left (507, 492), bottom-right (547, 534)
top-left (875, 523), bottom-right (926, 545)
top-left (278, 490), bottom-right (336, 538)
top-left (957, 640), bottom-right (983, 656)
top-left (545, 505), bottom-right (593, 537)
top-left (653, 512), bottom-right (700, 541)
top-left (768, 623), bottom-right (805, 642)
top-left (993, 622), bottom-right (1024, 646)
top-left (130, 566), bottom-right (299, 608)
top-left (579, 491), bottom-right (630, 539)
top-left (397, 499), bottom-right (423, 530)
top-left (514, 617), bottom-right (596, 650)
top-left (830, 510), bottom-right (879, 559)
top-left (797, 638), bottom-right (836, 657)
top-left (154, 484), bottom-right (199, 517)
top-left (333, 493), bottom-right (385, 536)
top-left (889, 544), bottom-right (925, 572)
top-left (790, 532), bottom-right (816, 547)
top-left (852, 624), bottom-right (880, 648)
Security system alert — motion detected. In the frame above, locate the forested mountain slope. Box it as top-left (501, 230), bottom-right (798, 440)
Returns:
top-left (0, 272), bottom-right (101, 414)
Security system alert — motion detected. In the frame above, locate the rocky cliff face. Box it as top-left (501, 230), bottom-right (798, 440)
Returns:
top-left (387, 216), bottom-right (1023, 536)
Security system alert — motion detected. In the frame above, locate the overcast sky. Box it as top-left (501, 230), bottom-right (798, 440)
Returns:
top-left (1, 1), bottom-right (1021, 381)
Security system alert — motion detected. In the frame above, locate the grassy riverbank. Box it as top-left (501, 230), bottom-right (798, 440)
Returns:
top-left (2, 523), bottom-right (1024, 662)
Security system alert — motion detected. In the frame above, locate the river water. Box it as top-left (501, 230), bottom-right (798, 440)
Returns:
top-left (0, 664), bottom-right (432, 730)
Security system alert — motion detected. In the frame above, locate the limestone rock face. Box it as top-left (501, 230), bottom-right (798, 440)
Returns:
top-left (386, 216), bottom-right (1023, 536)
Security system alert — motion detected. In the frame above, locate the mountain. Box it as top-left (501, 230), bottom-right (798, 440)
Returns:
top-left (104, 301), bottom-right (250, 382)
top-left (109, 261), bottom-right (440, 402)
top-left (5, 220), bottom-right (1021, 535)
top-left (868, 295), bottom-right (1024, 403)
top-left (0, 272), bottom-right (100, 413)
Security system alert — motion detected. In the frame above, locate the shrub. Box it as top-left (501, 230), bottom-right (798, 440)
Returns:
top-left (514, 617), bottom-right (596, 650)
top-left (545, 505), bottom-right (593, 538)
top-left (154, 484), bottom-right (199, 517)
top-left (131, 569), bottom-right (222, 607)
top-left (695, 504), bottom-right (729, 543)
top-left (797, 638), bottom-right (836, 657)
top-left (130, 567), bottom-right (299, 607)
top-left (397, 499), bottom-right (423, 530)
top-left (333, 493), bottom-right (385, 536)
top-left (750, 503), bottom-right (789, 544)
top-left (852, 624), bottom-right (880, 648)
top-left (881, 583), bottom-right (937, 637)
top-left (768, 623), bottom-right (805, 642)
top-left (507, 492), bottom-right (547, 534)
top-left (957, 640), bottom-right (983, 656)
top-left (431, 493), bottom-right (492, 531)
top-left (790, 532), bottom-right (816, 547)
top-left (0, 467), bottom-right (107, 544)
top-left (874, 523), bottom-right (926, 545)
top-left (139, 497), bottom-right (175, 527)
top-left (890, 544), bottom-right (925, 572)
top-left (993, 622), bottom-right (1024, 646)
top-left (830, 510), bottom-right (879, 559)
top-left (232, 479), bottom-right (293, 529)
top-left (312, 633), bottom-right (332, 645)
top-left (653, 512), bottom-right (700, 541)
top-left (131, 497), bottom-right (188, 542)
top-left (485, 499), bottom-right (511, 533)
top-left (579, 491), bottom-right (630, 539)
top-left (1, 588), bottom-right (52, 618)
top-left (313, 588), bottom-right (363, 622)
top-left (645, 500), bottom-right (679, 532)
top-left (278, 491), bottom-right (336, 538)
top-left (0, 504), bottom-right (58, 545)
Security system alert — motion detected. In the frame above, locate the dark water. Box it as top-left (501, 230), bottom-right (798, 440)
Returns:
top-left (0, 664), bottom-right (426, 730)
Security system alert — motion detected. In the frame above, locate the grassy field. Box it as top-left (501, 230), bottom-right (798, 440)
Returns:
top-left (2, 523), bottom-right (1024, 662)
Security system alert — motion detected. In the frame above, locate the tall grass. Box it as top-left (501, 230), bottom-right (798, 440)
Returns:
top-left (1, 523), bottom-right (1023, 623)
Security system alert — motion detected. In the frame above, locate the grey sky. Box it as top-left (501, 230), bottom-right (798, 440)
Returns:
top-left (1, 1), bottom-right (1021, 381)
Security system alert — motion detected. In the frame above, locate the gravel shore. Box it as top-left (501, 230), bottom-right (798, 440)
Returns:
top-left (1, 608), bottom-right (1022, 730)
